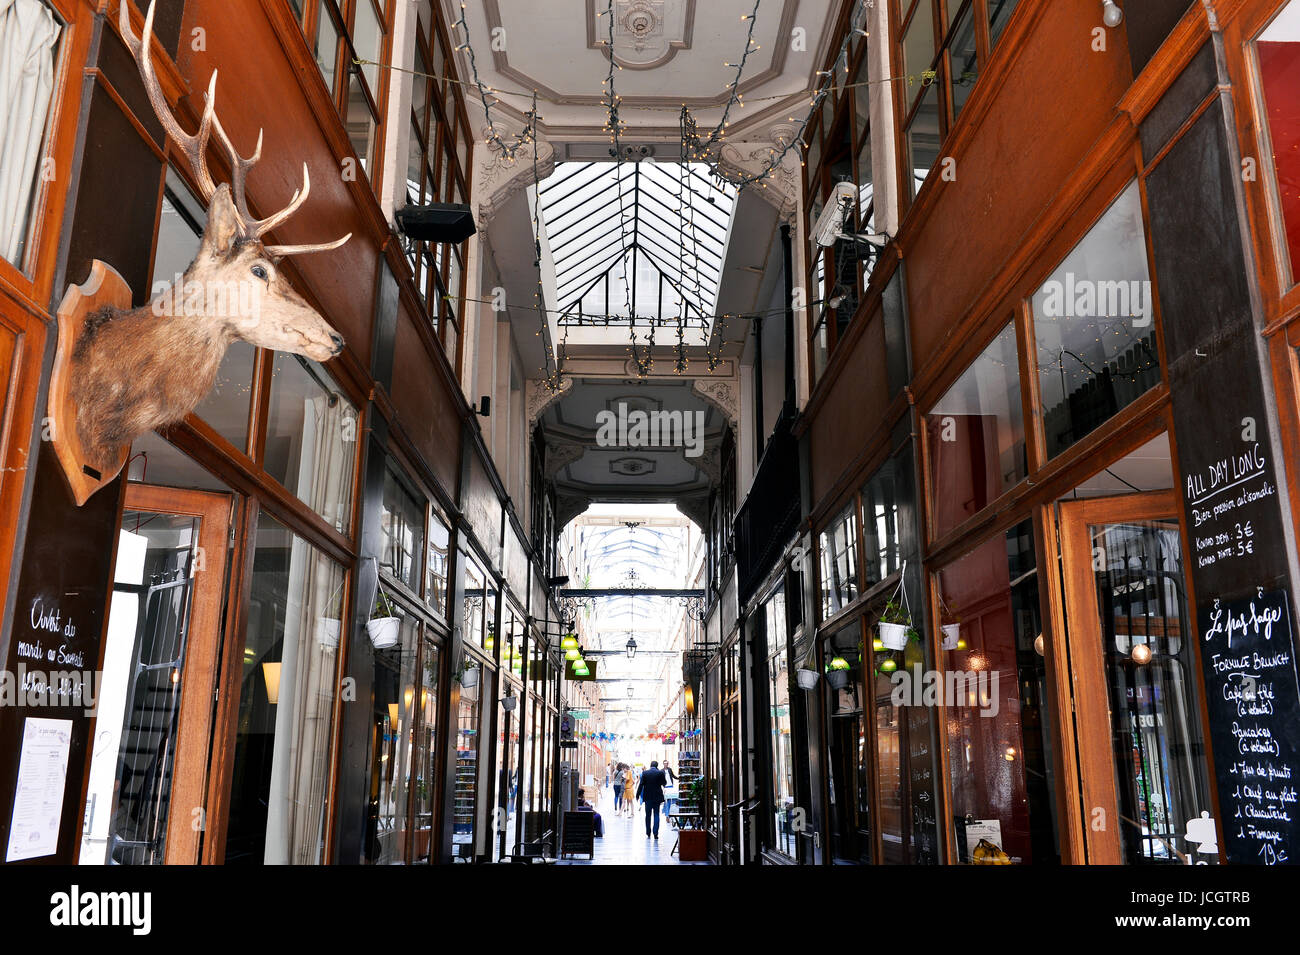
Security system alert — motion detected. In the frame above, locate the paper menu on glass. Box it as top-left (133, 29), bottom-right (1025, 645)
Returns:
top-left (5, 717), bottom-right (72, 862)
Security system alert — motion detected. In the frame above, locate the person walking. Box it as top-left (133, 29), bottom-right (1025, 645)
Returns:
top-left (613, 764), bottom-right (625, 813)
top-left (622, 765), bottom-right (636, 817)
top-left (636, 760), bottom-right (668, 839)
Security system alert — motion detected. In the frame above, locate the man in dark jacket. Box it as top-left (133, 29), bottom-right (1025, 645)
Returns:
top-left (636, 760), bottom-right (668, 839)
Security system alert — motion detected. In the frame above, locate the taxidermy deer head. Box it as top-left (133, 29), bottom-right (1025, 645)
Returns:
top-left (67, 1), bottom-right (351, 475)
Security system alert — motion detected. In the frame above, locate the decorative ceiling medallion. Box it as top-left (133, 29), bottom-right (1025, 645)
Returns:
top-left (588, 0), bottom-right (691, 70)
top-left (610, 456), bottom-right (658, 476)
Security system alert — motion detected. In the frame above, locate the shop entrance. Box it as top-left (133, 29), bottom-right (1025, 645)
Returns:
top-left (1057, 490), bottom-right (1219, 865)
top-left (79, 485), bottom-right (232, 865)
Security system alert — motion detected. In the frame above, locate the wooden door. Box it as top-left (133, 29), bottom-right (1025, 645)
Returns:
top-left (79, 485), bottom-right (231, 864)
top-left (1058, 491), bottom-right (1220, 865)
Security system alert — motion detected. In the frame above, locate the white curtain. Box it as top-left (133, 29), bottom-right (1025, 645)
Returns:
top-left (263, 395), bottom-right (349, 863)
top-left (0, 0), bottom-right (60, 265)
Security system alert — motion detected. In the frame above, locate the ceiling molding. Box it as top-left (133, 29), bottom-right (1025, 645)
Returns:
top-left (583, 0), bottom-right (696, 71)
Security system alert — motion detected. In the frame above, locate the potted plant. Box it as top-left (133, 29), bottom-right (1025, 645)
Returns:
top-left (454, 656), bottom-right (480, 688)
top-left (825, 655), bottom-right (853, 690)
top-left (877, 599), bottom-right (918, 651)
top-left (367, 589), bottom-right (401, 649)
top-left (795, 667), bottom-right (820, 690)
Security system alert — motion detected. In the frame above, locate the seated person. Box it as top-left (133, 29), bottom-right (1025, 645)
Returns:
top-left (576, 790), bottom-right (603, 837)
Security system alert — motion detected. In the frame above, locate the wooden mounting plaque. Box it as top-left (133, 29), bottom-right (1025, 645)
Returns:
top-left (50, 260), bottom-right (132, 506)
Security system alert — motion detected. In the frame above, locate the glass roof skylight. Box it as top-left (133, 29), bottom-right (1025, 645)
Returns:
top-left (536, 161), bottom-right (737, 327)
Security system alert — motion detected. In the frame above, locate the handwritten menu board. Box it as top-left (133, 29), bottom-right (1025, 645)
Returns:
top-left (906, 705), bottom-right (938, 865)
top-left (1199, 590), bottom-right (1300, 865)
top-left (1184, 440), bottom-right (1278, 586)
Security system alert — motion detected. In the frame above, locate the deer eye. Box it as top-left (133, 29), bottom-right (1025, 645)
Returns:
top-left (251, 264), bottom-right (269, 281)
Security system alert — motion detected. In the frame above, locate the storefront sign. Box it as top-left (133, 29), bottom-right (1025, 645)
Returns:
top-left (1198, 590), bottom-right (1300, 865)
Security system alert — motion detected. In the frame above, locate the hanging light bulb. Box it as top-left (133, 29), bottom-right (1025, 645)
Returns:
top-left (1102, 0), bottom-right (1124, 28)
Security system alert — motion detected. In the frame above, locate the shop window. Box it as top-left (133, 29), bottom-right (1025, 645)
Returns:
top-left (452, 652), bottom-right (483, 858)
top-left (225, 514), bottom-right (345, 863)
top-left (425, 505), bottom-right (450, 616)
top-left (365, 612), bottom-right (418, 865)
top-left (924, 321), bottom-right (1026, 539)
top-left (411, 637), bottom-right (441, 864)
top-left (0, 0), bottom-right (62, 269)
top-left (1255, 4), bottom-right (1300, 285)
top-left (461, 553), bottom-right (490, 649)
top-left (823, 622), bottom-right (872, 863)
top-left (263, 353), bottom-right (357, 534)
top-left (934, 520), bottom-right (1059, 864)
top-left (151, 171), bottom-right (257, 451)
top-left (819, 502), bottom-right (860, 620)
top-left (296, 0), bottom-right (390, 177)
top-left (380, 466), bottom-right (424, 594)
top-left (861, 460), bottom-right (901, 588)
top-left (765, 589), bottom-right (796, 858)
top-left (1030, 181), bottom-right (1159, 459)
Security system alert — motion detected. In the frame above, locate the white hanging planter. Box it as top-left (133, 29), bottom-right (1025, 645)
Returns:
top-left (878, 621), bottom-right (910, 651)
top-left (316, 617), bottom-right (341, 649)
top-left (460, 665), bottom-right (480, 689)
top-left (367, 616), bottom-right (400, 649)
top-left (941, 623), bottom-right (961, 651)
top-left (795, 668), bottom-right (820, 690)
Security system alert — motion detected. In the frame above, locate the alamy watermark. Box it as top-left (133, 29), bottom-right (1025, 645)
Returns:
top-left (890, 664), bottom-right (1000, 717)
top-left (594, 402), bottom-right (706, 459)
top-left (151, 274), bottom-right (263, 321)
top-left (1038, 271), bottom-right (1152, 326)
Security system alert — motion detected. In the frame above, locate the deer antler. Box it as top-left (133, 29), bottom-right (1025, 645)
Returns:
top-left (121, 0), bottom-right (351, 257)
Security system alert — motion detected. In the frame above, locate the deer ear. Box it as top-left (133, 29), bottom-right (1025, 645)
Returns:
top-left (197, 184), bottom-right (243, 260)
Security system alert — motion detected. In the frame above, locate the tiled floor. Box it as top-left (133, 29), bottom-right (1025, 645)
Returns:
top-left (557, 787), bottom-right (710, 865)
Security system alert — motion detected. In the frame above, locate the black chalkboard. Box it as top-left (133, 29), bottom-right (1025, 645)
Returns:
top-left (1199, 590), bottom-right (1300, 865)
top-left (560, 811), bottom-right (594, 859)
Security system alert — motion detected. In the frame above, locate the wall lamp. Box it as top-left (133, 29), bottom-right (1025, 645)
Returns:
top-left (1102, 0), bottom-right (1123, 28)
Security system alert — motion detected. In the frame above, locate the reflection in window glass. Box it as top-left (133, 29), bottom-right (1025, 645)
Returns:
top-left (936, 521), bottom-right (1059, 864)
top-left (346, 71), bottom-right (378, 172)
top-left (823, 623), bottom-right (871, 863)
top-left (1257, 5), bottom-right (1300, 283)
top-left (924, 322), bottom-right (1026, 538)
top-left (452, 661), bottom-right (481, 858)
top-left (766, 590), bottom-right (796, 858)
top-left (225, 514), bottom-right (344, 863)
top-left (412, 638), bottom-right (440, 864)
top-left (819, 503), bottom-right (859, 620)
top-left (1031, 181), bottom-right (1159, 459)
top-left (861, 461), bottom-right (900, 588)
top-left (988, 0), bottom-right (1022, 48)
top-left (902, 1), bottom-right (936, 80)
top-left (264, 353), bottom-right (357, 533)
top-left (315, 8), bottom-right (340, 91)
top-left (352, 0), bottom-right (384, 92)
top-left (0, 0), bottom-right (61, 267)
top-left (426, 507), bottom-right (450, 616)
top-left (907, 78), bottom-right (941, 198)
top-left (381, 467), bottom-right (424, 593)
top-left (949, 7), bottom-right (979, 121)
top-left (365, 613), bottom-right (418, 865)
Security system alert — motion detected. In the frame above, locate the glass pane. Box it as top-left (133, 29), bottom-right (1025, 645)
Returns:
top-left (412, 637), bottom-right (440, 863)
top-left (861, 459), bottom-right (900, 587)
top-left (936, 520), bottom-right (1059, 864)
top-left (1257, 6), bottom-right (1300, 284)
top-left (0, 0), bottom-right (61, 266)
top-left (453, 661), bottom-right (482, 857)
top-left (948, 7), bottom-right (979, 121)
top-left (819, 503), bottom-right (859, 619)
top-left (80, 510), bottom-right (199, 864)
top-left (425, 507), bottom-right (450, 616)
top-left (352, 0), bottom-right (384, 93)
top-left (462, 554), bottom-right (487, 647)
top-left (875, 668), bottom-right (905, 862)
top-left (902, 0), bottom-right (937, 82)
top-left (365, 612), bottom-right (418, 864)
top-left (925, 321), bottom-right (1026, 538)
top-left (907, 76), bottom-right (942, 198)
top-left (988, 0), bottom-right (1022, 47)
top-left (315, 8), bottom-right (340, 92)
top-left (766, 591), bottom-right (796, 858)
top-left (225, 514), bottom-right (344, 863)
top-left (380, 467), bottom-right (424, 593)
top-left (346, 72), bottom-right (378, 173)
top-left (264, 353), bottom-right (357, 533)
top-left (1092, 519), bottom-right (1217, 864)
top-left (1031, 181), bottom-right (1158, 458)
top-left (824, 624), bottom-right (870, 863)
